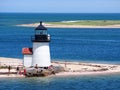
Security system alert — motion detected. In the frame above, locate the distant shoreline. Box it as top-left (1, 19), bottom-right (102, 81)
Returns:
top-left (0, 57), bottom-right (120, 77)
top-left (17, 20), bottom-right (120, 28)
top-left (17, 23), bottom-right (120, 28)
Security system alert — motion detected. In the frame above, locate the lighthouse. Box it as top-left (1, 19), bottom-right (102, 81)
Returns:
top-left (22, 48), bottom-right (32, 67)
top-left (31, 21), bottom-right (51, 67)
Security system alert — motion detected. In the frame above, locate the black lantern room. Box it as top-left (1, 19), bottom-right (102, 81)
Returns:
top-left (31, 21), bottom-right (50, 42)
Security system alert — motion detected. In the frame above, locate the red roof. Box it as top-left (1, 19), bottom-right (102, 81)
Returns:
top-left (22, 48), bottom-right (33, 55)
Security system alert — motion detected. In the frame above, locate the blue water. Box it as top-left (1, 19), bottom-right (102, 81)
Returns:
top-left (0, 13), bottom-right (120, 90)
top-left (0, 74), bottom-right (120, 90)
top-left (0, 13), bottom-right (120, 63)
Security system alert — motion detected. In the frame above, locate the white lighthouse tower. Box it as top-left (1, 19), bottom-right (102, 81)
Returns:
top-left (32, 21), bottom-right (51, 67)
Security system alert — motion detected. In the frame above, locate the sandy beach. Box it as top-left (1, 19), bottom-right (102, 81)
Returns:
top-left (52, 62), bottom-right (120, 76)
top-left (0, 57), bottom-right (22, 66)
top-left (0, 57), bottom-right (120, 77)
top-left (52, 61), bottom-right (120, 76)
top-left (17, 23), bottom-right (120, 28)
top-left (0, 57), bottom-right (24, 78)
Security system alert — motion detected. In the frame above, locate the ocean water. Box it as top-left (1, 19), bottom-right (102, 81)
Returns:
top-left (0, 13), bottom-right (120, 90)
top-left (0, 13), bottom-right (120, 63)
top-left (0, 74), bottom-right (120, 90)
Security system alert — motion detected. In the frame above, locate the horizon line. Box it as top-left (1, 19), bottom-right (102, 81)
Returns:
top-left (0, 12), bottom-right (120, 14)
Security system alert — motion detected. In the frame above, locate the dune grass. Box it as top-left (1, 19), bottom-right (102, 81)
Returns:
top-left (46, 20), bottom-right (120, 26)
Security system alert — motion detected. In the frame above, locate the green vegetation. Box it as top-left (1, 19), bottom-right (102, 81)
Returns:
top-left (46, 20), bottom-right (120, 26)
top-left (0, 66), bottom-right (8, 69)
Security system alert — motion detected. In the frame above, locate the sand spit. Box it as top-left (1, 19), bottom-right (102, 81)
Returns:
top-left (52, 61), bottom-right (120, 76)
top-left (17, 23), bottom-right (120, 28)
top-left (0, 57), bottom-right (120, 77)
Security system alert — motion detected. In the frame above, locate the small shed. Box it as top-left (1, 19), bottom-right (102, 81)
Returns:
top-left (22, 48), bottom-right (33, 67)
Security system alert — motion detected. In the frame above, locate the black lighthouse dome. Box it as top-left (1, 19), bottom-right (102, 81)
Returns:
top-left (35, 21), bottom-right (47, 30)
top-left (31, 21), bottom-right (50, 42)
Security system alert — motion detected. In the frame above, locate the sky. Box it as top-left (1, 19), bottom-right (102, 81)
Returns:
top-left (0, 0), bottom-right (120, 13)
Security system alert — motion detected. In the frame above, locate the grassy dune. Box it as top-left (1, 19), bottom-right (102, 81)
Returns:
top-left (46, 20), bottom-right (120, 26)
